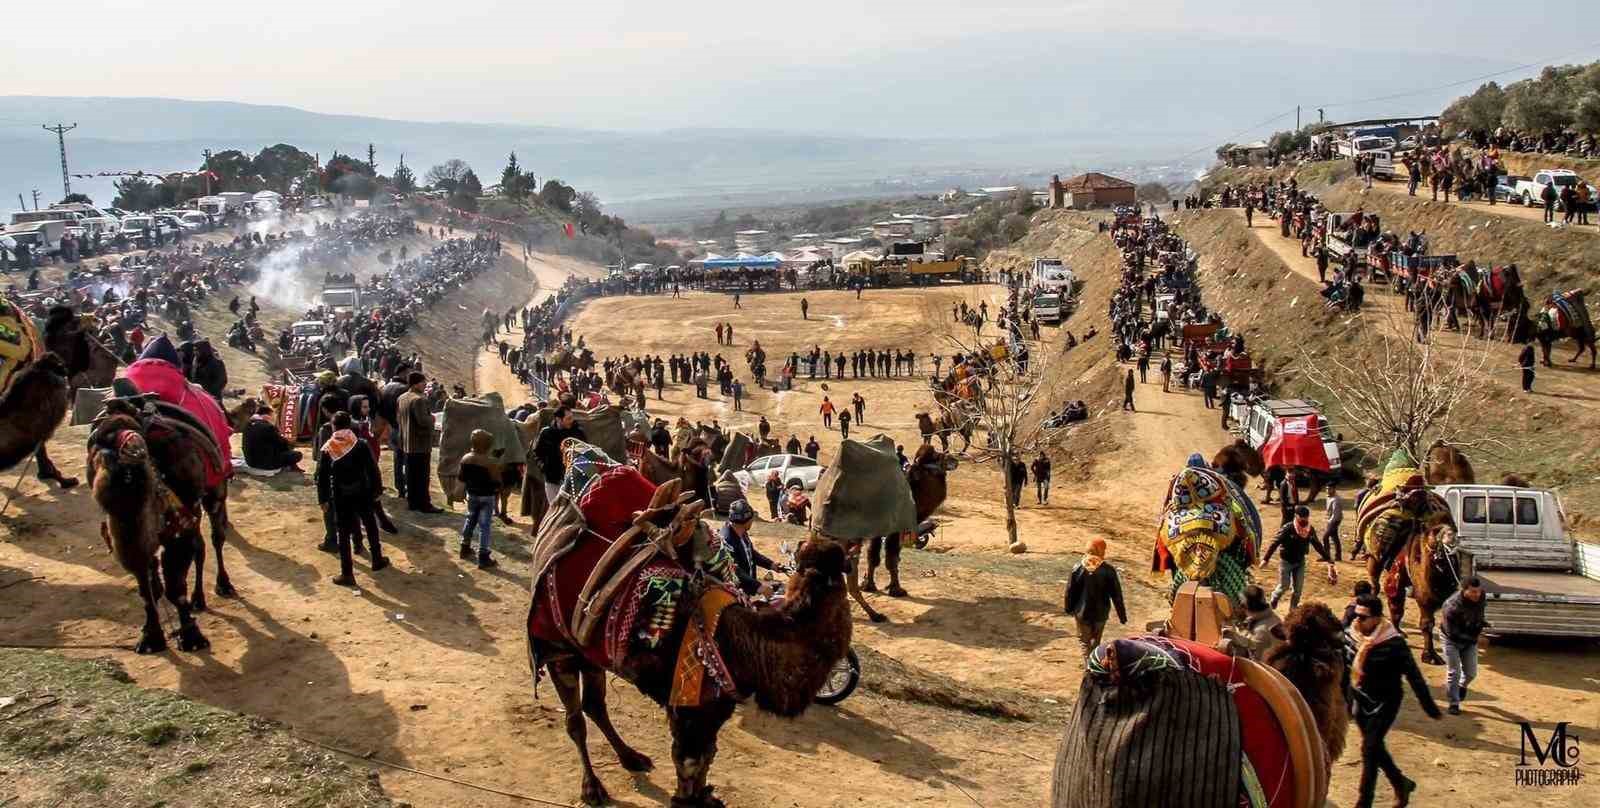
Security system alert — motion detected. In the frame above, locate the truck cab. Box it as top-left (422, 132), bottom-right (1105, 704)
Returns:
top-left (1031, 291), bottom-right (1064, 324)
top-left (1031, 258), bottom-right (1074, 292)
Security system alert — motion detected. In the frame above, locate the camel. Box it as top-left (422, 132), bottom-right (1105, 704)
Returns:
top-left (1534, 289), bottom-right (1597, 369)
top-left (88, 396), bottom-right (236, 609)
top-left (930, 410), bottom-right (974, 454)
top-left (88, 411), bottom-right (209, 654)
top-left (859, 444), bottom-right (954, 607)
top-left (1423, 439), bottom-right (1475, 484)
top-left (1441, 265), bottom-right (1527, 340)
top-left (547, 346), bottom-right (597, 375)
top-left (1051, 602), bottom-right (1348, 808)
top-left (529, 500), bottom-right (852, 807)
top-left (42, 306), bottom-right (120, 398)
top-left (606, 360), bottom-right (643, 397)
top-left (1210, 438), bottom-right (1265, 489)
top-left (1368, 523), bottom-right (1461, 665)
top-left (224, 396), bottom-right (264, 433)
top-left (0, 352), bottom-right (79, 489)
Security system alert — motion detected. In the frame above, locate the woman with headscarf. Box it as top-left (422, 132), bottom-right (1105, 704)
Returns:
top-left (348, 395), bottom-right (399, 536)
top-left (316, 411), bottom-right (389, 586)
top-left (1063, 538), bottom-right (1127, 654)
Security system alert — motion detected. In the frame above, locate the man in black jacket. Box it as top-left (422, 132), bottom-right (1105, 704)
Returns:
top-left (242, 406), bottom-right (301, 472)
top-left (1439, 576), bottom-right (1488, 714)
top-left (378, 367), bottom-right (411, 497)
top-left (316, 412), bottom-right (389, 586)
top-left (1064, 539), bottom-right (1127, 653)
top-left (1262, 506), bottom-right (1334, 611)
top-left (1350, 595), bottom-right (1441, 808)
top-left (533, 407), bottom-right (585, 503)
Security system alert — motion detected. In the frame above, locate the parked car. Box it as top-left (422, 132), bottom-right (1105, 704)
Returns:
top-left (1494, 175), bottom-right (1528, 203)
top-left (1510, 169), bottom-right (1596, 209)
top-left (730, 454), bottom-right (825, 492)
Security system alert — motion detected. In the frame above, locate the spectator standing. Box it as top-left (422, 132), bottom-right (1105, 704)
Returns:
top-left (1518, 343), bottom-right (1536, 393)
top-left (1031, 452), bottom-right (1052, 504)
top-left (534, 407), bottom-right (586, 504)
top-left (457, 429), bottom-right (502, 569)
top-left (819, 396), bottom-right (835, 429)
top-left (1064, 538), bottom-right (1127, 654)
top-left (838, 408), bottom-right (852, 439)
top-left (1324, 486), bottom-right (1345, 561)
top-left (1122, 368), bottom-right (1136, 411)
top-left (1007, 454), bottom-right (1026, 506)
top-left (1439, 575), bottom-right (1488, 714)
top-left (315, 412), bottom-right (389, 586)
top-left (804, 436), bottom-right (820, 459)
top-left (395, 372), bottom-right (441, 513)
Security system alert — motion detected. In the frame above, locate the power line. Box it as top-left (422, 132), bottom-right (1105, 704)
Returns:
top-left (1315, 39), bottom-right (1600, 111)
top-left (42, 122), bottom-right (78, 199)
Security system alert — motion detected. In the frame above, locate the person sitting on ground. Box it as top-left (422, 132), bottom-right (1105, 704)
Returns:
top-left (242, 405), bottom-right (302, 472)
top-left (782, 483), bottom-right (811, 526)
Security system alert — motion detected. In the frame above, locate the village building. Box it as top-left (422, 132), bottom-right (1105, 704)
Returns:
top-left (1047, 172), bottom-right (1137, 209)
top-left (733, 229), bottom-right (773, 252)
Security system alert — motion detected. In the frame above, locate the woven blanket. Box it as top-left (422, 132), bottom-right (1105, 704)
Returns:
top-left (1545, 289), bottom-right (1591, 333)
top-left (1355, 456), bottom-right (1453, 575)
top-left (1077, 635), bottom-right (1292, 808)
top-left (0, 298), bottom-right (43, 401)
top-left (812, 434), bottom-right (917, 540)
top-left (1153, 464), bottom-right (1260, 604)
top-left (438, 392), bottom-right (526, 502)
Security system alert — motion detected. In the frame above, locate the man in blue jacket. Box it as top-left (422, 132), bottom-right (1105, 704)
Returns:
top-left (721, 501), bottom-right (779, 598)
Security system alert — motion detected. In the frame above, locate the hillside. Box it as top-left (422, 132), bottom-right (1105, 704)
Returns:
top-left (1184, 164), bottom-right (1600, 525)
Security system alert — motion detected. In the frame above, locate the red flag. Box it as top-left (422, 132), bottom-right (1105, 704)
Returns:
top-left (563, 222), bottom-right (575, 238)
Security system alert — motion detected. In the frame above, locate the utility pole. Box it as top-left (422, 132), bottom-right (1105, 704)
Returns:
top-left (202, 149), bottom-right (213, 195)
top-left (42, 123), bottom-right (78, 199)
top-left (1296, 106), bottom-right (1301, 131)
top-left (1318, 108), bottom-right (1325, 124)
top-left (30, 190), bottom-right (42, 211)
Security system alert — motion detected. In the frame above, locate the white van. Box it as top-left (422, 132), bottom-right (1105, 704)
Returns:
top-left (1434, 485), bottom-right (1569, 569)
top-left (1236, 398), bottom-right (1341, 470)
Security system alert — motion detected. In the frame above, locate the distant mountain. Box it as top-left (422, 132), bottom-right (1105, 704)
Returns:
top-left (0, 33), bottom-right (1517, 220)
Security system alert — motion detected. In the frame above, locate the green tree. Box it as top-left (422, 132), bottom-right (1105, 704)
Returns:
top-left (425, 159), bottom-right (471, 192)
top-left (251, 144), bottom-right (318, 193)
top-left (501, 151), bottom-right (531, 199)
top-left (203, 150), bottom-right (260, 192)
top-left (392, 154), bottom-right (417, 194)
top-left (60, 192), bottom-right (92, 205)
top-left (322, 151), bottom-right (377, 198)
top-left (112, 177), bottom-right (161, 211)
top-left (460, 169), bottom-right (483, 197)
top-left (539, 179), bottom-right (576, 212)
top-left (1441, 82), bottom-right (1508, 133)
top-left (1576, 92), bottom-right (1600, 134)
top-left (1000, 213), bottom-right (1030, 243)
top-left (448, 190), bottom-right (479, 213)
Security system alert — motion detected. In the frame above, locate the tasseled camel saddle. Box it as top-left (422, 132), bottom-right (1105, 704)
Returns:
top-left (1052, 625), bottom-right (1329, 808)
top-left (527, 441), bottom-right (743, 707)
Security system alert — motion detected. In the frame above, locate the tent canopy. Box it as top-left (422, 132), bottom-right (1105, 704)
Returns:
top-left (703, 257), bottom-right (781, 268)
top-left (1260, 415), bottom-right (1330, 472)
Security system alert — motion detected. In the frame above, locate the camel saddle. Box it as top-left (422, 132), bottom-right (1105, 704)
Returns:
top-left (0, 298), bottom-right (43, 401)
top-left (93, 391), bottom-right (227, 491)
top-left (1061, 634), bottom-right (1328, 808)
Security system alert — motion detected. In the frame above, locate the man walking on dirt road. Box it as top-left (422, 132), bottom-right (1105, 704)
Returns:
top-left (1123, 369), bottom-right (1136, 411)
top-left (1518, 343), bottom-right (1536, 392)
top-left (800, 297), bottom-right (809, 320)
top-left (1244, 201), bottom-right (1254, 227)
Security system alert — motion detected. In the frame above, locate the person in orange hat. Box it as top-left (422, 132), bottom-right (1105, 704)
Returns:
top-left (1064, 538), bottom-right (1127, 654)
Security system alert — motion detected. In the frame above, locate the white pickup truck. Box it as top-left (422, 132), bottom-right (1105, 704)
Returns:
top-left (1437, 484), bottom-right (1600, 639)
top-left (1509, 169), bottom-right (1597, 209)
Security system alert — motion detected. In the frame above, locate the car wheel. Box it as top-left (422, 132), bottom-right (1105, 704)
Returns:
top-left (1522, 192), bottom-right (1532, 206)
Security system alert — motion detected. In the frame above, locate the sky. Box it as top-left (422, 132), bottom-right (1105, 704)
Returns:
top-left (7, 1), bottom-right (1600, 135)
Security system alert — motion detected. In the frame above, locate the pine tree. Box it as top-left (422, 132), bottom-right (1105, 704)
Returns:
top-left (502, 152), bottom-right (526, 199)
top-left (392, 154), bottom-right (416, 194)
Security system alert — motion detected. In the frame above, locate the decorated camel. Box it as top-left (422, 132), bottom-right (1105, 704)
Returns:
top-left (1422, 439), bottom-right (1475, 484)
top-left (547, 345), bottom-right (597, 375)
top-left (1534, 288), bottom-right (1596, 368)
top-left (1441, 263), bottom-right (1527, 340)
top-left (87, 393), bottom-right (237, 610)
top-left (42, 306), bottom-right (120, 398)
top-left (1354, 449), bottom-right (1462, 665)
top-left (860, 443), bottom-right (954, 603)
top-left (0, 299), bottom-right (79, 488)
top-left (526, 445), bottom-right (852, 807)
top-left (1050, 603), bottom-right (1348, 808)
top-left (1151, 452), bottom-right (1264, 608)
top-left (88, 406), bottom-right (210, 653)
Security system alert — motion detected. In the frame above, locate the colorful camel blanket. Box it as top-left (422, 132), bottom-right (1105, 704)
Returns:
top-left (1153, 461), bottom-right (1261, 604)
top-left (124, 358), bottom-right (232, 487)
top-left (1085, 635), bottom-right (1291, 808)
top-left (1541, 289), bottom-right (1591, 333)
top-left (0, 298), bottom-right (42, 401)
top-left (1354, 451), bottom-right (1454, 576)
top-left (527, 442), bottom-right (744, 705)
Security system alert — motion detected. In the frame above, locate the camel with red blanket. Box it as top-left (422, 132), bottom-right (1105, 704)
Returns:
top-left (526, 446), bottom-right (851, 807)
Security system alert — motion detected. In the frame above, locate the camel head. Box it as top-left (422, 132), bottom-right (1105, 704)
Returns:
top-left (1264, 602), bottom-right (1349, 767)
top-left (1212, 438), bottom-right (1265, 479)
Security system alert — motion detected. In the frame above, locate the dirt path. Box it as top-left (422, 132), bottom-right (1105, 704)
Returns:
top-left (1368, 178), bottom-right (1600, 233)
top-left (472, 251), bottom-right (605, 398)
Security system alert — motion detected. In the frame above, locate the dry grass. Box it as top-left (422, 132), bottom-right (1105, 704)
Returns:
top-left (0, 650), bottom-right (392, 808)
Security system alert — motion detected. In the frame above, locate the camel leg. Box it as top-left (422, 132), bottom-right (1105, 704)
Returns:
top-left (863, 537), bottom-right (881, 592)
top-left (668, 704), bottom-right (734, 808)
top-left (162, 534), bottom-right (209, 652)
top-left (885, 533), bottom-right (907, 598)
top-left (206, 491), bottom-right (235, 598)
top-left (1388, 586), bottom-right (1408, 639)
top-left (34, 446), bottom-right (79, 489)
top-left (579, 667), bottom-right (653, 772)
top-left (1418, 605), bottom-right (1444, 665)
top-left (130, 557), bottom-right (167, 655)
top-left (190, 525), bottom-right (207, 613)
top-left (845, 542), bottom-right (885, 623)
top-left (548, 658), bottom-right (609, 807)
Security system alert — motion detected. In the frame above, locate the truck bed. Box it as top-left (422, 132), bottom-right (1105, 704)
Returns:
top-left (1477, 568), bottom-right (1600, 639)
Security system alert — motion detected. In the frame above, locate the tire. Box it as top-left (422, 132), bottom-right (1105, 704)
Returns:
top-left (813, 649), bottom-right (860, 705)
top-left (1522, 192), bottom-right (1532, 207)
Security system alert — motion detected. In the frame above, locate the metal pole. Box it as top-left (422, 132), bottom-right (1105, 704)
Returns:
top-left (42, 123), bottom-right (78, 199)
top-left (17, 194), bottom-right (25, 212)
top-left (1296, 106), bottom-right (1301, 131)
top-left (30, 190), bottom-right (41, 211)
top-left (203, 149), bottom-right (213, 195)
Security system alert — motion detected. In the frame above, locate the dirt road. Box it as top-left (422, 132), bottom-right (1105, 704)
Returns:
top-left (1367, 178), bottom-right (1600, 233)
